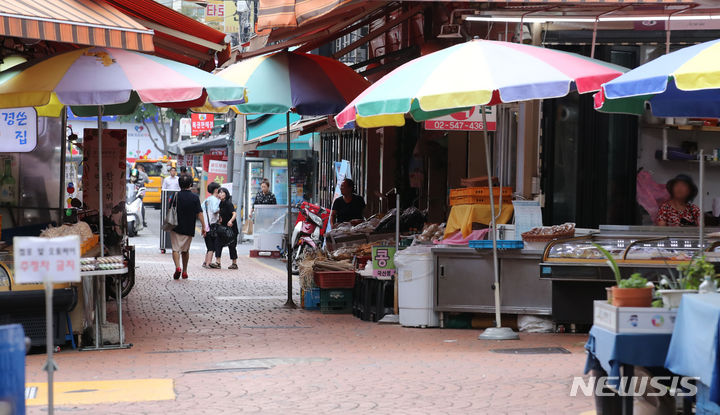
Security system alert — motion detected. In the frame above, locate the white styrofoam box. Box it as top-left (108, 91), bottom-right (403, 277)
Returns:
top-left (593, 301), bottom-right (677, 334)
top-left (252, 233), bottom-right (284, 251)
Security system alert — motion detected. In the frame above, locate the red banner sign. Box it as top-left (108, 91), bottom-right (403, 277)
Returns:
top-left (191, 113), bottom-right (214, 136)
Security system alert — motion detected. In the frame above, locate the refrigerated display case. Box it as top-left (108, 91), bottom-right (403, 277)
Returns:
top-left (539, 225), bottom-right (720, 326)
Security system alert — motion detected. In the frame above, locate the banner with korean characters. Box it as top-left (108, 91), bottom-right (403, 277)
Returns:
top-left (191, 113), bottom-right (214, 136)
top-left (83, 129), bottom-right (127, 246)
top-left (14, 235), bottom-right (80, 283)
top-left (0, 107), bottom-right (37, 152)
top-left (372, 246), bottom-right (397, 279)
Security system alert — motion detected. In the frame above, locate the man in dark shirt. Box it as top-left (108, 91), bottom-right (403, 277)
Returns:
top-left (170, 175), bottom-right (206, 280)
top-left (330, 178), bottom-right (366, 227)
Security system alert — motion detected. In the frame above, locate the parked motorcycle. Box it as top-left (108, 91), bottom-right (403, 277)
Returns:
top-left (290, 201), bottom-right (330, 274)
top-left (126, 182), bottom-right (145, 237)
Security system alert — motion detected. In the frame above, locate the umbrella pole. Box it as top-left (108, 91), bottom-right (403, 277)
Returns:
top-left (700, 149), bottom-right (705, 252)
top-left (283, 111), bottom-right (296, 308)
top-left (98, 106), bottom-right (104, 258)
top-left (478, 105), bottom-right (518, 341)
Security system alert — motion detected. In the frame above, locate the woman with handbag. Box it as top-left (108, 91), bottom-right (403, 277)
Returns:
top-left (215, 187), bottom-right (239, 269)
top-left (202, 182), bottom-right (221, 269)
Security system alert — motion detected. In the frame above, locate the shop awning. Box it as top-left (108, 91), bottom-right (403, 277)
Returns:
top-left (256, 0), bottom-right (694, 31)
top-left (243, 1), bottom-right (387, 59)
top-left (0, 0), bottom-right (154, 52)
top-left (100, 0), bottom-right (232, 69)
top-left (247, 113), bottom-right (301, 142)
top-left (256, 135), bottom-right (313, 151)
top-left (170, 135), bottom-right (231, 155)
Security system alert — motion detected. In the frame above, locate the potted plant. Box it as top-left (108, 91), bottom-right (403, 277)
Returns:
top-left (593, 243), bottom-right (653, 307)
top-left (656, 255), bottom-right (714, 308)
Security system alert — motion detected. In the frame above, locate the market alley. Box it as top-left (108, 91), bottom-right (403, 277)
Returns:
top-left (23, 212), bottom-right (594, 414)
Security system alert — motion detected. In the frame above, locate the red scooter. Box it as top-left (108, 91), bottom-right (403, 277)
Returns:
top-left (291, 201), bottom-right (330, 274)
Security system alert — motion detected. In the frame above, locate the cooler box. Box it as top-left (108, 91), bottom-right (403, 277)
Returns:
top-left (593, 301), bottom-right (677, 334)
top-left (252, 233), bottom-right (283, 251)
top-left (395, 246), bottom-right (439, 328)
top-left (252, 205), bottom-right (289, 252)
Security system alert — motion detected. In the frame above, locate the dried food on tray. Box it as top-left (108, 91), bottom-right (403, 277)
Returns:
top-left (522, 223), bottom-right (575, 242)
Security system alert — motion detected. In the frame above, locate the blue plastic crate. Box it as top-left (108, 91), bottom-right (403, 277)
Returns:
top-left (302, 287), bottom-right (321, 310)
top-left (469, 240), bottom-right (524, 250)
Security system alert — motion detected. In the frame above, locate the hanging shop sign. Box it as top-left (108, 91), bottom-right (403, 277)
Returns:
top-left (0, 107), bottom-right (37, 152)
top-left (14, 236), bottom-right (80, 284)
top-left (191, 113), bottom-right (214, 136)
top-left (424, 106), bottom-right (496, 131)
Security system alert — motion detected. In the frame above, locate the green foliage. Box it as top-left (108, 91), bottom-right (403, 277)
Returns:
top-left (677, 256), bottom-right (716, 290)
top-left (652, 299), bottom-right (664, 308)
top-left (592, 243), bottom-right (622, 286)
top-left (618, 273), bottom-right (648, 289)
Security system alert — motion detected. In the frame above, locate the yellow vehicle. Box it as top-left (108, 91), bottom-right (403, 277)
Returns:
top-left (132, 159), bottom-right (173, 206)
top-left (132, 159), bottom-right (199, 205)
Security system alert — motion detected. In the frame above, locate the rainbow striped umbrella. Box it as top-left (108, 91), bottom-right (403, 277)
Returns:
top-left (0, 47), bottom-right (246, 114)
top-left (217, 50), bottom-right (369, 116)
top-left (335, 39), bottom-right (625, 129)
top-left (596, 39), bottom-right (720, 117)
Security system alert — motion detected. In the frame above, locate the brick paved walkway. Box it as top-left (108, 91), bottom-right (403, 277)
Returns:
top-left (25, 246), bottom-right (595, 415)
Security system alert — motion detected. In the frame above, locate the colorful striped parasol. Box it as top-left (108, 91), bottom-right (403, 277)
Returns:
top-left (0, 47), bottom-right (246, 113)
top-left (335, 39), bottom-right (625, 129)
top-left (595, 39), bottom-right (720, 117)
top-left (217, 50), bottom-right (369, 116)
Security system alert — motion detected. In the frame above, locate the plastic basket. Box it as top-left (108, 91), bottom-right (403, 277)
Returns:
top-left (314, 271), bottom-right (356, 289)
top-left (449, 195), bottom-right (512, 206)
top-left (320, 289), bottom-right (353, 314)
top-left (301, 287), bottom-right (321, 310)
top-left (449, 187), bottom-right (512, 198)
top-left (469, 240), bottom-right (524, 250)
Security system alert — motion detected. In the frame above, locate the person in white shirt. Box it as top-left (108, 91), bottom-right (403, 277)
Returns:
top-left (202, 182), bottom-right (221, 268)
top-left (162, 166), bottom-right (181, 191)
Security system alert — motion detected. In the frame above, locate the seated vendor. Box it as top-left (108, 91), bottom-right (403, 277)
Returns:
top-left (657, 174), bottom-right (700, 227)
top-left (330, 178), bottom-right (366, 227)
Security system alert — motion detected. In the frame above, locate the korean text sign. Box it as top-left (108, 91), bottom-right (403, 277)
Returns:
top-left (372, 246), bottom-right (396, 279)
top-left (191, 113), bottom-right (214, 136)
top-left (0, 107), bottom-right (37, 152)
top-left (13, 236), bottom-right (81, 283)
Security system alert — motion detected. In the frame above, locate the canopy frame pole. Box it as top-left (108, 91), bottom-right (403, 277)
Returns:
top-left (700, 149), bottom-right (705, 252)
top-left (98, 106), bottom-right (104, 258)
top-left (283, 111), bottom-right (296, 309)
top-left (478, 105), bottom-right (518, 341)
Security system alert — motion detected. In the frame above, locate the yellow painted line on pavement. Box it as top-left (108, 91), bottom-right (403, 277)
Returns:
top-left (26, 378), bottom-right (174, 406)
top-left (250, 257), bottom-right (285, 277)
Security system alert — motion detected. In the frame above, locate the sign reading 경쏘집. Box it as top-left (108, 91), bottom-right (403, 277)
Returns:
top-left (424, 106), bottom-right (496, 131)
top-left (13, 235), bottom-right (81, 284)
top-left (0, 107), bottom-right (37, 152)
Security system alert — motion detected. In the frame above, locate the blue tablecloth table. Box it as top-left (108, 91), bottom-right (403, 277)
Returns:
top-left (585, 325), bottom-right (673, 415)
top-left (665, 293), bottom-right (720, 407)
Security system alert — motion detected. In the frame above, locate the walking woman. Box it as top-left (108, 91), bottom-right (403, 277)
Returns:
top-left (215, 187), bottom-right (239, 269)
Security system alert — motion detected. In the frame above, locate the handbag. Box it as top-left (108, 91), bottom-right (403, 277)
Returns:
top-left (162, 194), bottom-right (178, 231)
top-left (215, 224), bottom-right (236, 246)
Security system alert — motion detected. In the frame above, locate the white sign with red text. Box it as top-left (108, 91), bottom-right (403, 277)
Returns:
top-left (424, 106), bottom-right (496, 131)
top-left (13, 235), bottom-right (81, 283)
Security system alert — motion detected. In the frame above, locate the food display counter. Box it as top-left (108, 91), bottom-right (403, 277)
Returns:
top-left (540, 225), bottom-right (720, 326)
